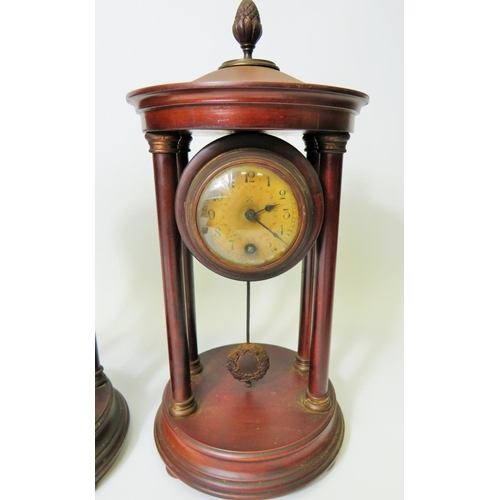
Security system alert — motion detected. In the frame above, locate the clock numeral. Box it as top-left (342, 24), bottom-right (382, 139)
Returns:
top-left (279, 225), bottom-right (284, 235)
top-left (214, 191), bottom-right (224, 202)
top-left (229, 173), bottom-right (235, 188)
top-left (265, 239), bottom-right (273, 249)
top-left (282, 208), bottom-right (291, 219)
top-left (208, 209), bottom-right (216, 220)
top-left (279, 189), bottom-right (287, 200)
top-left (267, 176), bottom-right (271, 187)
top-left (214, 228), bottom-right (222, 238)
top-left (228, 239), bottom-right (235, 250)
top-left (245, 171), bottom-right (255, 183)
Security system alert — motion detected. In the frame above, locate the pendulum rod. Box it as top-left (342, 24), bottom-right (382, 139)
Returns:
top-left (226, 280), bottom-right (270, 386)
top-left (246, 281), bottom-right (251, 344)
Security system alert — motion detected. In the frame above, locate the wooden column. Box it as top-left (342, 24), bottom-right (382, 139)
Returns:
top-left (305, 132), bottom-right (350, 412)
top-left (295, 133), bottom-right (320, 372)
top-left (146, 132), bottom-right (196, 417)
top-left (176, 133), bottom-right (202, 375)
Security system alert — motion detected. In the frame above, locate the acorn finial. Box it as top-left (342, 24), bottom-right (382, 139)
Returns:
top-left (232, 0), bottom-right (263, 59)
top-left (219, 0), bottom-right (279, 70)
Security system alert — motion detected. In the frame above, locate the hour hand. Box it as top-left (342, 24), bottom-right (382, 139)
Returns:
top-left (255, 204), bottom-right (279, 214)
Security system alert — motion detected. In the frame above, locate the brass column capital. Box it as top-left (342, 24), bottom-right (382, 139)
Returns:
top-left (316, 132), bottom-right (351, 154)
top-left (145, 132), bottom-right (181, 154)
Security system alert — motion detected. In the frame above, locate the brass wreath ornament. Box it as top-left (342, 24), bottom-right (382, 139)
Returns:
top-left (226, 343), bottom-right (270, 387)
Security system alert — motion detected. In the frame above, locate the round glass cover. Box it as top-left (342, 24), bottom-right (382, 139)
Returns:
top-left (196, 163), bottom-right (302, 268)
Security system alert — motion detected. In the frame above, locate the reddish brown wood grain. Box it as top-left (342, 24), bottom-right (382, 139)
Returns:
top-left (176, 133), bottom-right (202, 375)
top-left (127, 82), bottom-right (368, 134)
top-left (306, 135), bottom-right (348, 409)
top-left (95, 340), bottom-right (129, 483)
top-left (155, 345), bottom-right (344, 498)
top-left (149, 133), bottom-right (196, 415)
top-left (296, 134), bottom-right (320, 371)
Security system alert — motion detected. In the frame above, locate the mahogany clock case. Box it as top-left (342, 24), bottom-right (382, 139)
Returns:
top-left (125, 12), bottom-right (369, 488)
top-left (95, 0), bottom-right (403, 499)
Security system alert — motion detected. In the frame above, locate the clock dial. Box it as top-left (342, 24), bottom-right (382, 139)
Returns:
top-left (175, 133), bottom-right (324, 281)
top-left (196, 164), bottom-right (301, 267)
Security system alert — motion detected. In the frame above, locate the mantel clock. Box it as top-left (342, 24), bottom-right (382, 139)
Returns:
top-left (127, 1), bottom-right (368, 498)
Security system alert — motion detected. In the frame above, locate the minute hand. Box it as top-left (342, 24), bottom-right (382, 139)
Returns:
top-left (254, 218), bottom-right (285, 243)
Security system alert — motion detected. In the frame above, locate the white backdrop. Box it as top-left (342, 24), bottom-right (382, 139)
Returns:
top-left (96, 0), bottom-right (403, 498)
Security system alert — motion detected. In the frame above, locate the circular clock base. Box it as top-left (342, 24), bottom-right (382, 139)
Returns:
top-left (95, 375), bottom-right (130, 484)
top-left (154, 344), bottom-right (344, 499)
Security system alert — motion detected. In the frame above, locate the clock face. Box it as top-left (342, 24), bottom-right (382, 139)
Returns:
top-left (175, 133), bottom-right (324, 281)
top-left (196, 162), bottom-right (301, 268)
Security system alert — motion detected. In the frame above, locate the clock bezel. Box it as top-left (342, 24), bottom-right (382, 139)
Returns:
top-left (175, 133), bottom-right (324, 281)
